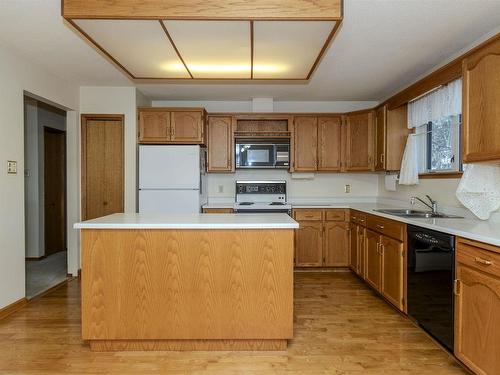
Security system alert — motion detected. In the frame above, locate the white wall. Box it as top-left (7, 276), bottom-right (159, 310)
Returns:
top-left (79, 87), bottom-right (142, 214)
top-left (151, 100), bottom-right (379, 113)
top-left (0, 45), bottom-right (79, 309)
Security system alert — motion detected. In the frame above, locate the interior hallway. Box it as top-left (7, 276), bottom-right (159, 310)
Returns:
top-left (25, 251), bottom-right (67, 299)
top-left (0, 272), bottom-right (466, 374)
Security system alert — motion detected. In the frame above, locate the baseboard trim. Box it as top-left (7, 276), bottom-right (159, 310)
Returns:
top-left (25, 256), bottom-right (46, 261)
top-left (0, 298), bottom-right (28, 320)
top-left (28, 278), bottom-right (70, 302)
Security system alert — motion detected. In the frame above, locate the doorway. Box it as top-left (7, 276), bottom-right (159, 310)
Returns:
top-left (24, 98), bottom-right (68, 299)
top-left (81, 114), bottom-right (124, 220)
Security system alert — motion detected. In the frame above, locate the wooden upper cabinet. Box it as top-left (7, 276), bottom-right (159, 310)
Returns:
top-left (386, 104), bottom-right (409, 171)
top-left (365, 229), bottom-right (381, 291)
top-left (462, 38), bottom-right (500, 163)
top-left (138, 111), bottom-right (170, 143)
top-left (380, 236), bottom-right (405, 310)
top-left (294, 116), bottom-right (318, 171)
top-left (374, 106), bottom-right (387, 171)
top-left (138, 108), bottom-right (206, 144)
top-left (170, 110), bottom-right (205, 143)
top-left (207, 116), bottom-right (234, 172)
top-left (344, 111), bottom-right (374, 171)
top-left (318, 116), bottom-right (342, 171)
top-left (295, 220), bottom-right (323, 267)
top-left (323, 221), bottom-right (349, 267)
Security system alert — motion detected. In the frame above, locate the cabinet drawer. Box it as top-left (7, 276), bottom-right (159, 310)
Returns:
top-left (325, 209), bottom-right (345, 221)
top-left (367, 215), bottom-right (405, 241)
top-left (202, 208), bottom-right (234, 213)
top-left (350, 211), bottom-right (366, 226)
top-left (293, 209), bottom-right (323, 221)
top-left (457, 238), bottom-right (500, 278)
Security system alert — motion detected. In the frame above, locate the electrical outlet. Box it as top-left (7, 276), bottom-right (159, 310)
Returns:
top-left (218, 185), bottom-right (224, 193)
top-left (344, 184), bottom-right (351, 193)
top-left (7, 160), bottom-right (17, 174)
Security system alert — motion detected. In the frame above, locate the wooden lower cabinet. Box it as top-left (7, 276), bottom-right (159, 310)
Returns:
top-left (380, 236), bottom-right (405, 310)
top-left (324, 221), bottom-right (349, 267)
top-left (295, 220), bottom-right (323, 267)
top-left (349, 223), bottom-right (359, 272)
top-left (365, 229), bottom-right (382, 290)
top-left (455, 238), bottom-right (500, 375)
top-left (202, 208), bottom-right (234, 213)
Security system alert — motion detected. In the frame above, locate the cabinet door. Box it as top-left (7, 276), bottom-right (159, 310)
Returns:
top-left (386, 104), bottom-right (409, 171)
top-left (374, 106), bottom-right (386, 171)
top-left (138, 111), bottom-right (170, 143)
top-left (462, 45), bottom-right (500, 163)
top-left (207, 116), bottom-right (233, 172)
top-left (344, 111), bottom-right (374, 171)
top-left (349, 223), bottom-right (359, 272)
top-left (294, 116), bottom-right (318, 171)
top-left (318, 116), bottom-right (342, 171)
top-left (365, 229), bottom-right (381, 291)
top-left (357, 225), bottom-right (366, 279)
top-left (381, 235), bottom-right (405, 311)
top-left (455, 264), bottom-right (500, 375)
top-left (170, 111), bottom-right (204, 143)
top-left (324, 221), bottom-right (349, 267)
top-left (295, 221), bottom-right (323, 267)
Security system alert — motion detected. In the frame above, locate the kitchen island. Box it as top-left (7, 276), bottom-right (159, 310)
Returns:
top-left (74, 213), bottom-right (298, 352)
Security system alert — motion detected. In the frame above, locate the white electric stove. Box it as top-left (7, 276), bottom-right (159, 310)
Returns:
top-left (233, 180), bottom-right (291, 213)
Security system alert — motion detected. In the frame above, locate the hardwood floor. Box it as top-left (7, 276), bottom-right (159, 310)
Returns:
top-left (0, 272), bottom-right (467, 374)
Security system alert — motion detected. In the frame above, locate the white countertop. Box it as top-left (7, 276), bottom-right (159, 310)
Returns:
top-left (204, 199), bottom-right (500, 246)
top-left (74, 213), bottom-right (299, 230)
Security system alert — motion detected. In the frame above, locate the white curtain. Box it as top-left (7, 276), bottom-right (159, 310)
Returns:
top-left (407, 78), bottom-right (462, 129)
top-left (399, 78), bottom-right (462, 185)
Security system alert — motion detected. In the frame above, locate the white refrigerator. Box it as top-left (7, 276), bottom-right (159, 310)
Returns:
top-left (139, 145), bottom-right (207, 213)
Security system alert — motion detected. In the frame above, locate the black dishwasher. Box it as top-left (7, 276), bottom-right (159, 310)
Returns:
top-left (407, 225), bottom-right (455, 352)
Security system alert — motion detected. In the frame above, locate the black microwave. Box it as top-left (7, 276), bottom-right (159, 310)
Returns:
top-left (235, 139), bottom-right (290, 169)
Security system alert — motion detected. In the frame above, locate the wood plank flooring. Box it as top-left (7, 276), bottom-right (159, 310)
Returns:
top-left (0, 272), bottom-right (467, 374)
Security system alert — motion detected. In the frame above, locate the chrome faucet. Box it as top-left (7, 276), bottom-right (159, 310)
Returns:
top-left (410, 195), bottom-right (438, 214)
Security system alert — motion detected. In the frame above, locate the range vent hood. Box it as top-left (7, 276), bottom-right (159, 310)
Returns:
top-left (62, 0), bottom-right (343, 81)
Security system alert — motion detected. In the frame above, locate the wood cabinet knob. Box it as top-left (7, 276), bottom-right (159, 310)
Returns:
top-left (103, 201), bottom-right (108, 206)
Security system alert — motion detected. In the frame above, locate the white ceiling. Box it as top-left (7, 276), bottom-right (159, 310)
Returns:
top-left (0, 0), bottom-right (499, 101)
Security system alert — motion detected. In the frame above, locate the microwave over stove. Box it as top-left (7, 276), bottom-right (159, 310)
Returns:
top-left (235, 139), bottom-right (290, 169)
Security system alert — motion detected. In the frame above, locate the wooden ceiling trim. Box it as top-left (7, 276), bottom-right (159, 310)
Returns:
top-left (62, 0), bottom-right (343, 21)
top-left (306, 21), bottom-right (341, 80)
top-left (159, 21), bottom-right (193, 78)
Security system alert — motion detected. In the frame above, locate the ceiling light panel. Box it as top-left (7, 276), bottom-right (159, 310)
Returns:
top-left (253, 21), bottom-right (336, 79)
top-left (163, 20), bottom-right (251, 79)
top-left (74, 19), bottom-right (190, 78)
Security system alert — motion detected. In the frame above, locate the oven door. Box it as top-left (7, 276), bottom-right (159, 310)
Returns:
top-left (236, 143), bottom-right (275, 168)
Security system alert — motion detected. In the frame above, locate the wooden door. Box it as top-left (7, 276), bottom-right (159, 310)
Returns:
top-left (462, 42), bottom-right (500, 163)
top-left (380, 235), bottom-right (405, 310)
top-left (365, 229), bottom-right (381, 291)
top-left (357, 225), bottom-right (366, 279)
top-left (318, 116), bottom-right (342, 171)
top-left (170, 111), bottom-right (204, 143)
top-left (138, 111), bottom-right (170, 143)
top-left (344, 111), bottom-right (374, 171)
top-left (349, 223), bottom-right (359, 272)
top-left (294, 116), bottom-right (318, 171)
top-left (82, 116), bottom-right (124, 221)
top-left (455, 263), bottom-right (500, 375)
top-left (44, 128), bottom-right (66, 255)
top-left (374, 106), bottom-right (386, 171)
top-left (207, 116), bottom-right (233, 172)
top-left (295, 221), bottom-right (323, 267)
top-left (323, 221), bottom-right (349, 267)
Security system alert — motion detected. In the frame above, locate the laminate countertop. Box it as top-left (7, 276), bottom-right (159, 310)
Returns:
top-left (74, 212), bottom-right (299, 230)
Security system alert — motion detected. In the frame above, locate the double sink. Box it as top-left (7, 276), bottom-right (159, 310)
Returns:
top-left (374, 208), bottom-right (463, 219)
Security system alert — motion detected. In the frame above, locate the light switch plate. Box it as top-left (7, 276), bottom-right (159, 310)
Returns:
top-left (7, 160), bottom-right (17, 174)
top-left (344, 184), bottom-right (351, 193)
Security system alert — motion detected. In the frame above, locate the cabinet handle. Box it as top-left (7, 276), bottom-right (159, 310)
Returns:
top-left (379, 244), bottom-right (384, 255)
top-left (171, 126), bottom-right (175, 138)
top-left (380, 154), bottom-right (385, 163)
top-left (352, 216), bottom-right (357, 220)
top-left (454, 279), bottom-right (461, 295)
top-left (376, 224), bottom-right (385, 230)
top-left (474, 257), bottom-right (493, 266)
top-left (359, 219), bottom-right (365, 223)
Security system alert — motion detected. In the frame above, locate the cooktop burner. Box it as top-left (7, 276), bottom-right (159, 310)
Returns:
top-left (239, 202), bottom-right (254, 206)
top-left (270, 202), bottom-right (285, 206)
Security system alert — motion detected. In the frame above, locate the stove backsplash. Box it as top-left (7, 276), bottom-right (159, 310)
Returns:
top-left (207, 170), bottom-right (379, 201)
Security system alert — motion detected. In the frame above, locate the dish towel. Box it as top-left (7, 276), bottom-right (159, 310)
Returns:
top-left (456, 164), bottom-right (500, 220)
top-left (399, 134), bottom-right (419, 185)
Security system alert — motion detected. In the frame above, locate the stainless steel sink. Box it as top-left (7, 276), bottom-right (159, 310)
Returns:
top-left (374, 208), bottom-right (463, 219)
